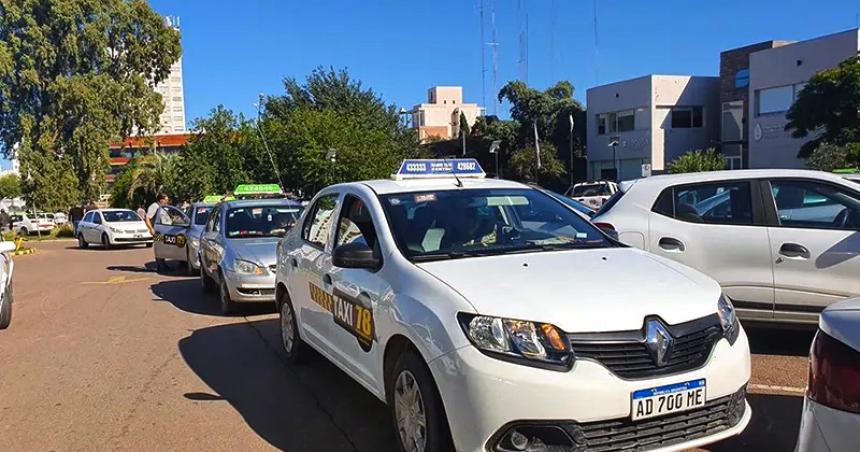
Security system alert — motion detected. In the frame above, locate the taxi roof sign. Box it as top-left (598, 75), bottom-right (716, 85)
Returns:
top-left (233, 184), bottom-right (283, 197)
top-left (393, 158), bottom-right (485, 180)
top-left (833, 168), bottom-right (859, 174)
top-left (202, 195), bottom-right (234, 203)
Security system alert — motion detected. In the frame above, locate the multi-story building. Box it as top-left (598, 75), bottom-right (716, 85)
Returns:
top-left (410, 86), bottom-right (483, 143)
top-left (107, 133), bottom-right (191, 184)
top-left (745, 29), bottom-right (860, 169)
top-left (153, 15), bottom-right (186, 135)
top-left (586, 75), bottom-right (720, 181)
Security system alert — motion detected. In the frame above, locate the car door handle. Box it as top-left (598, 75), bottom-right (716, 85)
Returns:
top-left (779, 243), bottom-right (810, 259)
top-left (659, 237), bottom-right (685, 252)
top-left (322, 274), bottom-right (333, 286)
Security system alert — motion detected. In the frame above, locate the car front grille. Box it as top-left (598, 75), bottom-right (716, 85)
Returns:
top-left (572, 388), bottom-right (746, 452)
top-left (568, 315), bottom-right (723, 379)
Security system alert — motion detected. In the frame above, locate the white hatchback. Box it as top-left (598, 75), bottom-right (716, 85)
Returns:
top-left (275, 159), bottom-right (752, 452)
top-left (77, 209), bottom-right (153, 249)
top-left (593, 169), bottom-right (860, 325)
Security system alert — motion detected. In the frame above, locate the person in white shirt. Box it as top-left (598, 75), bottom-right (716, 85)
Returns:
top-left (145, 193), bottom-right (170, 273)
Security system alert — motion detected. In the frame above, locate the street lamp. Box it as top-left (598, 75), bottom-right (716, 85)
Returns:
top-left (568, 115), bottom-right (575, 189)
top-left (488, 140), bottom-right (502, 178)
top-left (608, 136), bottom-right (620, 182)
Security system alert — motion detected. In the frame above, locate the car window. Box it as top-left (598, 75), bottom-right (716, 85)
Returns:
top-left (771, 180), bottom-right (860, 230)
top-left (156, 206), bottom-right (188, 226)
top-left (208, 207), bottom-right (221, 233)
top-left (669, 182), bottom-right (753, 225)
top-left (336, 195), bottom-right (379, 253)
top-left (381, 188), bottom-right (610, 261)
top-left (193, 206), bottom-right (213, 226)
top-left (92, 213), bottom-right (102, 225)
top-left (572, 183), bottom-right (612, 197)
top-left (302, 195), bottom-right (339, 248)
top-left (102, 210), bottom-right (141, 222)
top-left (224, 205), bottom-right (303, 239)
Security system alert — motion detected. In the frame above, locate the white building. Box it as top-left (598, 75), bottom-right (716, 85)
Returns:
top-left (153, 16), bottom-right (186, 135)
top-left (410, 86), bottom-right (483, 143)
top-left (586, 75), bottom-right (720, 181)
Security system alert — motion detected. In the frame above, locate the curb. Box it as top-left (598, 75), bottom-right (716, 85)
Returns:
top-left (12, 248), bottom-right (36, 256)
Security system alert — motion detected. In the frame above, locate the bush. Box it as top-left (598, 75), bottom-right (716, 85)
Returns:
top-left (667, 148), bottom-right (726, 174)
top-left (55, 224), bottom-right (75, 238)
top-left (806, 142), bottom-right (860, 171)
top-left (3, 231), bottom-right (16, 242)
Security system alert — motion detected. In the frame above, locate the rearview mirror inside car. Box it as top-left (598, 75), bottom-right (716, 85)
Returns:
top-left (333, 242), bottom-right (380, 270)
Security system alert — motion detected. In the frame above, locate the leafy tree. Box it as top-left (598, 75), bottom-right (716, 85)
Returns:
top-left (0, 174), bottom-right (21, 199)
top-left (805, 142), bottom-right (860, 171)
top-left (786, 56), bottom-right (860, 158)
top-left (667, 148), bottom-right (726, 174)
top-left (470, 116), bottom-right (520, 177)
top-left (112, 153), bottom-right (175, 208)
top-left (458, 111), bottom-right (470, 139)
top-left (0, 0), bottom-right (181, 208)
top-left (508, 143), bottom-right (565, 183)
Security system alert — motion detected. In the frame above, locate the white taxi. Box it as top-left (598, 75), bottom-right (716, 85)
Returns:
top-left (275, 159), bottom-right (751, 452)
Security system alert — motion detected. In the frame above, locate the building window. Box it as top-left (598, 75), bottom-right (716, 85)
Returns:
top-left (616, 110), bottom-right (635, 132)
top-left (755, 83), bottom-right (806, 116)
top-left (734, 69), bottom-right (749, 88)
top-left (670, 107), bottom-right (704, 128)
top-left (172, 96), bottom-right (182, 102)
top-left (596, 114), bottom-right (606, 135)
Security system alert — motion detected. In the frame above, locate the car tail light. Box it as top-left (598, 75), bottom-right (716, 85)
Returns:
top-left (807, 330), bottom-right (860, 414)
top-left (593, 222), bottom-right (615, 233)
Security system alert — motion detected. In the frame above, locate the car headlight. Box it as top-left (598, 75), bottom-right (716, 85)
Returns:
top-left (189, 236), bottom-right (199, 247)
top-left (233, 259), bottom-right (266, 275)
top-left (457, 313), bottom-right (573, 371)
top-left (717, 295), bottom-right (740, 345)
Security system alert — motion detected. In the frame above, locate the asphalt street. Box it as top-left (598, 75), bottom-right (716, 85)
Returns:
top-left (0, 241), bottom-right (812, 451)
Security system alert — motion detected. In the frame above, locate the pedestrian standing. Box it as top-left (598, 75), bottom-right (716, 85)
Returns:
top-left (69, 205), bottom-right (84, 237)
top-left (0, 209), bottom-right (9, 233)
top-left (145, 193), bottom-right (170, 273)
top-left (136, 206), bottom-right (146, 220)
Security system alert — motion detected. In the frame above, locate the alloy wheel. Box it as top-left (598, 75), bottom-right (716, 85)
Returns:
top-left (394, 370), bottom-right (427, 452)
top-left (280, 301), bottom-right (295, 352)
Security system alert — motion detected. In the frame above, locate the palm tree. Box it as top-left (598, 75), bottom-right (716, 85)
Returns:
top-left (126, 153), bottom-right (174, 203)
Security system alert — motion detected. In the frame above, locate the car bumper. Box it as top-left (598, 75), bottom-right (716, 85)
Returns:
top-left (110, 233), bottom-right (153, 244)
top-left (796, 397), bottom-right (860, 452)
top-left (222, 269), bottom-right (276, 303)
top-left (428, 328), bottom-right (751, 452)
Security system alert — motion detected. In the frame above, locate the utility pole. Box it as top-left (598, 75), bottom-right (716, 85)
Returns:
top-left (479, 0), bottom-right (486, 110)
top-left (490, 0), bottom-right (499, 116)
top-left (569, 115), bottom-right (574, 189)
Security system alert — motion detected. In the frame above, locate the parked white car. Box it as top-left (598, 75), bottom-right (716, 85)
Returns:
top-left (0, 239), bottom-right (16, 329)
top-left (52, 212), bottom-right (68, 225)
top-left (565, 180), bottom-right (618, 210)
top-left (11, 212), bottom-right (54, 235)
top-left (276, 159), bottom-right (751, 452)
top-left (592, 169), bottom-right (860, 325)
top-left (77, 209), bottom-right (153, 249)
top-left (796, 297), bottom-right (860, 452)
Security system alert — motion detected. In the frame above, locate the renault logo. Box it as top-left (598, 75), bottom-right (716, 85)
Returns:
top-left (645, 320), bottom-right (674, 367)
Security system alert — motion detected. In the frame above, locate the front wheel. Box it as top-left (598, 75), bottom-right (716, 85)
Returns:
top-left (0, 290), bottom-right (11, 330)
top-left (279, 294), bottom-right (306, 363)
top-left (387, 351), bottom-right (453, 452)
top-left (218, 273), bottom-right (237, 315)
top-left (185, 250), bottom-right (196, 275)
top-left (200, 263), bottom-right (215, 292)
top-left (78, 234), bottom-right (89, 249)
top-left (101, 233), bottom-right (112, 250)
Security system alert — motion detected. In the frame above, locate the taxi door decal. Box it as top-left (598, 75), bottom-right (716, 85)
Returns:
top-left (308, 282), bottom-right (375, 352)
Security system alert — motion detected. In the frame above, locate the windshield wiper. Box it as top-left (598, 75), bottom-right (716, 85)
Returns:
top-left (410, 249), bottom-right (485, 262)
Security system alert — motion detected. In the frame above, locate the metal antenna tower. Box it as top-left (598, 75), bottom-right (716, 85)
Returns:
top-left (550, 0), bottom-right (556, 82)
top-left (518, 0), bottom-right (529, 83)
top-left (592, 0), bottom-right (600, 84)
top-left (490, 0), bottom-right (499, 116)
top-left (479, 0), bottom-right (487, 110)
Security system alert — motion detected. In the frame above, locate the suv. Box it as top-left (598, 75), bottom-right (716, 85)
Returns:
top-left (275, 159), bottom-right (751, 452)
top-left (593, 169), bottom-right (860, 325)
top-left (565, 180), bottom-right (618, 210)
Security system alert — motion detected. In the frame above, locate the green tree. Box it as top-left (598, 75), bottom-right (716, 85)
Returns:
top-left (508, 143), bottom-right (565, 183)
top-left (0, 0), bottom-right (182, 208)
top-left (785, 56), bottom-right (860, 158)
top-left (112, 153), bottom-right (175, 208)
top-left (805, 142), bottom-right (860, 171)
top-left (458, 111), bottom-right (470, 138)
top-left (0, 174), bottom-right (21, 199)
top-left (667, 148), bottom-right (727, 174)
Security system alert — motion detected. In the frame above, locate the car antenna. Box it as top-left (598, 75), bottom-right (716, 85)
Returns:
top-left (442, 157), bottom-right (464, 187)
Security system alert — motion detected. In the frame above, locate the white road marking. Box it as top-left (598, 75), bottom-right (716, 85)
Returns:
top-left (749, 383), bottom-right (806, 394)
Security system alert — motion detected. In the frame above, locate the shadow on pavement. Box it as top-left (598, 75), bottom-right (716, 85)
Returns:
top-left (743, 324), bottom-right (816, 357)
top-left (179, 319), bottom-right (397, 452)
top-left (708, 392), bottom-right (802, 451)
top-left (107, 262), bottom-right (157, 273)
top-left (150, 278), bottom-right (274, 317)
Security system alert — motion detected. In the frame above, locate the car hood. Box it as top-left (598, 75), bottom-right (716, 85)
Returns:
top-left (228, 237), bottom-right (280, 267)
top-left (108, 221), bottom-right (147, 231)
top-left (416, 247), bottom-right (721, 332)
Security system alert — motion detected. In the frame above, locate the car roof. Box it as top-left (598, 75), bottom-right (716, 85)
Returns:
top-left (221, 198), bottom-right (304, 209)
top-left (94, 208), bottom-right (136, 212)
top-left (622, 169), bottom-right (849, 192)
top-left (356, 177), bottom-right (529, 195)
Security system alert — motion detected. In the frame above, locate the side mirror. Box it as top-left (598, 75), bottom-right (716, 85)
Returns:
top-left (0, 241), bottom-right (15, 254)
top-left (333, 242), bottom-right (380, 270)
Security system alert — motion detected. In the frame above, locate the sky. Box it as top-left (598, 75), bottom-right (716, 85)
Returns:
top-left (150, 0), bottom-right (859, 126)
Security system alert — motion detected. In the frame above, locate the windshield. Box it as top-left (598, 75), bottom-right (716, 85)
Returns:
top-left (193, 206), bottom-right (213, 226)
top-left (572, 183), bottom-right (612, 197)
top-left (381, 188), bottom-right (611, 261)
top-left (225, 205), bottom-right (304, 239)
top-left (102, 210), bottom-right (140, 222)
top-left (543, 190), bottom-right (595, 217)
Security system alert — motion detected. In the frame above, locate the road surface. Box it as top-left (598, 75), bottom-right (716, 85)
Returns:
top-left (0, 241), bottom-right (811, 451)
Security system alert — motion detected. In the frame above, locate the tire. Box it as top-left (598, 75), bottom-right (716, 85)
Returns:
top-left (218, 273), bottom-right (237, 315)
top-left (78, 234), bottom-right (89, 249)
top-left (101, 233), bottom-right (112, 250)
top-left (200, 263), bottom-right (215, 292)
top-left (185, 249), bottom-right (196, 276)
top-left (145, 242), bottom-right (153, 248)
top-left (278, 293), bottom-right (306, 364)
top-left (19, 228), bottom-right (27, 236)
top-left (0, 289), bottom-right (11, 330)
top-left (387, 350), bottom-right (453, 452)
